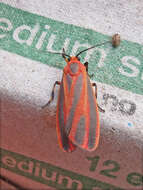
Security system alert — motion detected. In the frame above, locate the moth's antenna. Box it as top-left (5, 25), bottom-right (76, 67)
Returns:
top-left (47, 49), bottom-right (70, 58)
top-left (76, 34), bottom-right (120, 57)
top-left (76, 41), bottom-right (110, 57)
top-left (62, 48), bottom-right (71, 60)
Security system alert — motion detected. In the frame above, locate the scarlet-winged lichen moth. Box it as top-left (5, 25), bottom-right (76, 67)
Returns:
top-left (42, 34), bottom-right (120, 152)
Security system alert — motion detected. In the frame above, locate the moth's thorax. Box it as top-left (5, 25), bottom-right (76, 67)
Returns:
top-left (64, 56), bottom-right (85, 76)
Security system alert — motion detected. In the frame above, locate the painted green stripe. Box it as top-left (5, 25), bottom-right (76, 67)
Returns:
top-left (0, 2), bottom-right (143, 95)
top-left (0, 148), bottom-right (124, 190)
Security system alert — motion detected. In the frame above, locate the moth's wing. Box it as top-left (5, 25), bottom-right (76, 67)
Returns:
top-left (65, 73), bottom-right (100, 151)
top-left (56, 76), bottom-right (76, 152)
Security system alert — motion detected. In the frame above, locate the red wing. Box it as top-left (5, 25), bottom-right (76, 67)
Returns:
top-left (56, 76), bottom-right (76, 152)
top-left (66, 73), bottom-right (100, 151)
top-left (56, 71), bottom-right (100, 152)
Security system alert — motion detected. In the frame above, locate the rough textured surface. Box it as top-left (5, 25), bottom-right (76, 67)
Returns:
top-left (1, 0), bottom-right (143, 44)
top-left (0, 179), bottom-right (17, 190)
top-left (0, 1), bottom-right (143, 190)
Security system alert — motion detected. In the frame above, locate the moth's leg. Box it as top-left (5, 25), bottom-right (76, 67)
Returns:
top-left (42, 81), bottom-right (61, 108)
top-left (92, 83), bottom-right (97, 98)
top-left (84, 62), bottom-right (89, 73)
top-left (84, 62), bottom-right (94, 78)
top-left (92, 83), bottom-right (105, 113)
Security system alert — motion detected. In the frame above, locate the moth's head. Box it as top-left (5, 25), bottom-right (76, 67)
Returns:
top-left (64, 56), bottom-right (82, 75)
top-left (64, 56), bottom-right (80, 63)
top-left (61, 48), bottom-right (80, 64)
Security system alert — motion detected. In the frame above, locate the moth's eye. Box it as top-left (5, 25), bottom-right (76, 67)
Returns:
top-left (77, 57), bottom-right (80, 61)
top-left (68, 57), bottom-right (71, 61)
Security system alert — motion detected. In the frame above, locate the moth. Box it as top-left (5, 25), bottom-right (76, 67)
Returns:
top-left (42, 34), bottom-right (120, 152)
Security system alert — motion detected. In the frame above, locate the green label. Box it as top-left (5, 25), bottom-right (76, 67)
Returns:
top-left (0, 3), bottom-right (143, 95)
top-left (0, 148), bottom-right (124, 190)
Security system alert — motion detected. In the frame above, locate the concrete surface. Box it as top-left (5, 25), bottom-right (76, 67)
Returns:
top-left (0, 1), bottom-right (143, 190)
top-left (0, 179), bottom-right (17, 190)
